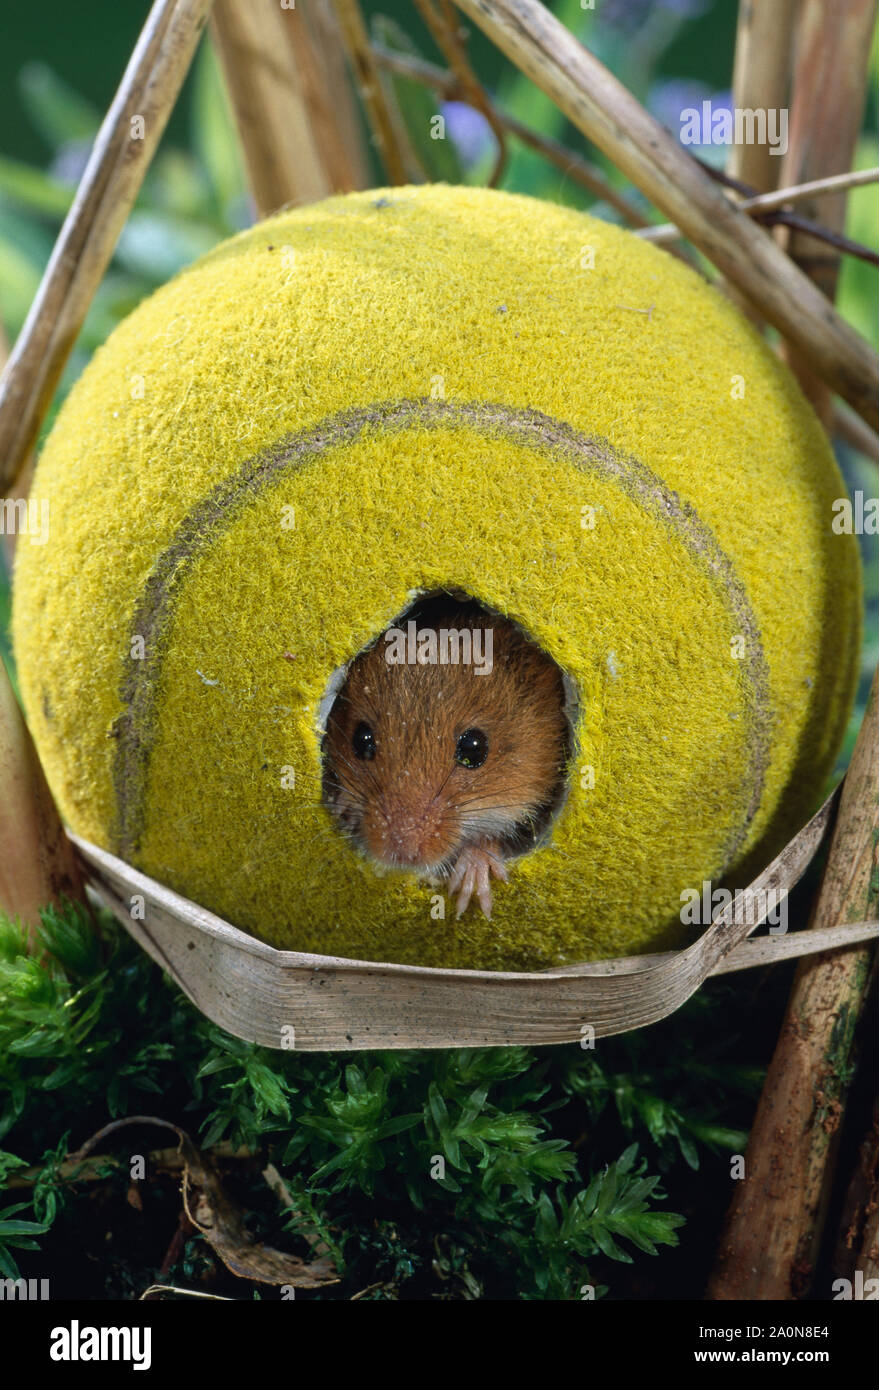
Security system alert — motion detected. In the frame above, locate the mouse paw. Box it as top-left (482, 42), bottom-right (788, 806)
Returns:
top-left (447, 842), bottom-right (509, 920)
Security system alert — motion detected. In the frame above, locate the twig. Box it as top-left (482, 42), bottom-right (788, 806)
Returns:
top-left (450, 0), bottom-right (879, 433)
top-left (350, 1281), bottom-right (388, 1301)
top-left (833, 1072), bottom-right (879, 1284)
top-left (645, 162), bottom-right (879, 269)
top-left (759, 209), bottom-right (879, 270)
top-left (158, 1209), bottom-right (196, 1277)
top-left (721, 0), bottom-right (793, 324)
top-left (0, 0), bottom-right (213, 494)
top-left (5, 1142), bottom-right (253, 1189)
top-left (73, 1115), bottom-right (181, 1160)
top-left (210, 0), bottom-right (333, 216)
top-left (835, 400), bottom-right (879, 467)
top-left (333, 0), bottom-right (410, 184)
top-left (0, 456), bottom-right (34, 572)
top-left (0, 656), bottom-right (90, 948)
top-left (777, 0), bottom-right (878, 421)
top-left (301, 1), bottom-right (370, 191)
top-left (0, 322), bottom-right (33, 572)
top-left (414, 0), bottom-right (507, 187)
top-left (285, 1), bottom-right (369, 194)
top-left (728, 0), bottom-right (795, 195)
top-left (857, 1175), bottom-right (879, 1280)
top-left (140, 1284), bottom-right (233, 1300)
top-left (371, 43), bottom-right (648, 226)
top-left (640, 167), bottom-right (879, 245)
top-left (708, 661), bottom-right (879, 1299)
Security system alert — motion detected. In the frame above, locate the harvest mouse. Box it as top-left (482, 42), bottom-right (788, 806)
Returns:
top-left (322, 595), bottom-right (570, 918)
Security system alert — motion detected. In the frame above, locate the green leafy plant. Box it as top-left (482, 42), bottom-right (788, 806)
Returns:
top-left (561, 1044), bottom-right (757, 1171)
top-left (524, 1146), bottom-right (685, 1297)
top-left (0, 1197), bottom-right (47, 1281)
top-left (0, 898), bottom-right (764, 1298)
top-left (194, 1029), bottom-right (296, 1149)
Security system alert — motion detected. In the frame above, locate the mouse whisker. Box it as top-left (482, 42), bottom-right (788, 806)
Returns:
top-left (324, 742), bottom-right (383, 789)
top-left (452, 795), bottom-right (536, 812)
top-left (323, 752), bottom-right (382, 806)
top-left (425, 762), bottom-right (459, 813)
top-left (452, 802), bottom-right (540, 823)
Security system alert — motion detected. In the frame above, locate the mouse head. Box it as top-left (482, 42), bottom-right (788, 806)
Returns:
top-left (322, 597), bottom-right (570, 874)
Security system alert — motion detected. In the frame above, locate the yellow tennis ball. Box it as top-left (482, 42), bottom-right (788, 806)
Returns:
top-left (12, 184), bottom-right (860, 970)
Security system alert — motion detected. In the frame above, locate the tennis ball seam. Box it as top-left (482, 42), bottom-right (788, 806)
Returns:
top-left (110, 396), bottom-right (771, 876)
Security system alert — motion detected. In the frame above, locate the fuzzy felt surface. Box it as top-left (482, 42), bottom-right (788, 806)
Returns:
top-left (12, 184), bottom-right (861, 969)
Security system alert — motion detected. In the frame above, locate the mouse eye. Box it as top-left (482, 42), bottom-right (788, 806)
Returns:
top-left (352, 721), bottom-right (376, 760)
top-left (455, 727), bottom-right (488, 768)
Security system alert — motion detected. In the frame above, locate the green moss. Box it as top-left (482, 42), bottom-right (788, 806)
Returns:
top-left (0, 898), bottom-right (765, 1300)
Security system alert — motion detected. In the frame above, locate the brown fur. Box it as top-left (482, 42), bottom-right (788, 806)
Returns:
top-left (323, 596), bottom-right (569, 875)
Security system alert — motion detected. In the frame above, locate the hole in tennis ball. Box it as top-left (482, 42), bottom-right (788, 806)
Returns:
top-left (319, 590), bottom-right (578, 872)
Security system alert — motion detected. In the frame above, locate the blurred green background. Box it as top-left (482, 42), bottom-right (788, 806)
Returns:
top-left (1, 0), bottom-right (878, 763)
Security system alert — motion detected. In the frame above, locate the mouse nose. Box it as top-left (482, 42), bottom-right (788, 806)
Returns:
top-left (364, 795), bottom-right (449, 869)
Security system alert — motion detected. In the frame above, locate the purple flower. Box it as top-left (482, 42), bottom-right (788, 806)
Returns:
top-left (660, 0), bottom-right (710, 16)
top-left (441, 101), bottom-right (495, 169)
top-left (649, 80), bottom-right (733, 145)
top-left (602, 0), bottom-right (708, 30)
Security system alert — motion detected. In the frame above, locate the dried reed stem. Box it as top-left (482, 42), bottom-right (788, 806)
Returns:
top-left (708, 670), bottom-right (879, 1299)
top-left (857, 1165), bottom-right (879, 1281)
top-left (723, 0), bottom-right (795, 322)
top-left (0, 658), bottom-right (88, 946)
top-left (728, 0), bottom-right (795, 194)
top-left (778, 0), bottom-right (878, 421)
top-left (210, 0), bottom-right (333, 217)
top-left (301, 0), bottom-right (371, 190)
top-left (333, 0), bottom-right (410, 184)
top-left (450, 0), bottom-right (879, 432)
top-left (833, 1080), bottom-right (879, 1286)
top-left (641, 167), bottom-right (879, 245)
top-left (834, 401), bottom-right (879, 468)
top-left (284, 0), bottom-right (369, 193)
top-left (0, 323), bottom-right (32, 571)
top-left (5, 1142), bottom-right (251, 1189)
top-left (0, 0), bottom-right (213, 495)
